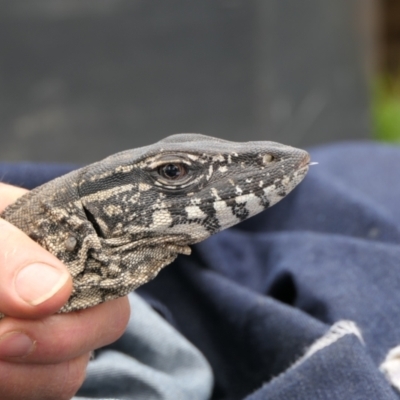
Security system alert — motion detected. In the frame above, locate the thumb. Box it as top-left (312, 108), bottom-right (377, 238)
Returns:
top-left (0, 184), bottom-right (72, 319)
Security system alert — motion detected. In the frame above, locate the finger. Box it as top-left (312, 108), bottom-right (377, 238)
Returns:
top-left (0, 296), bottom-right (130, 364)
top-left (0, 352), bottom-right (90, 400)
top-left (0, 183), bottom-right (28, 211)
top-left (0, 182), bottom-right (72, 318)
top-left (0, 218), bottom-right (72, 319)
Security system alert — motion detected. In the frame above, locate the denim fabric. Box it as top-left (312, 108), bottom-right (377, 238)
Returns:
top-left (2, 141), bottom-right (400, 399)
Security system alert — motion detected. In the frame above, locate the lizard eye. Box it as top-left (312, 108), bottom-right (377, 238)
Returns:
top-left (158, 163), bottom-right (187, 180)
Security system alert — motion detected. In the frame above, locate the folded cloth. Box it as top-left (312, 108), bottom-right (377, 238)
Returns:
top-left (1, 141), bottom-right (400, 400)
top-left (76, 292), bottom-right (214, 400)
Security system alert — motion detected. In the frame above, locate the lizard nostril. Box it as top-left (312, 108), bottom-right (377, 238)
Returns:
top-left (262, 154), bottom-right (275, 164)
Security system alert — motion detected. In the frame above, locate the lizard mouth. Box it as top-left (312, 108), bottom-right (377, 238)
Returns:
top-left (300, 153), bottom-right (311, 168)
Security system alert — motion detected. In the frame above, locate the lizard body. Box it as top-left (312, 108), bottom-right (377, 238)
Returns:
top-left (0, 134), bottom-right (310, 316)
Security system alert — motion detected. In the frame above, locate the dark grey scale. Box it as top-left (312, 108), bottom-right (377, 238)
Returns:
top-left (201, 215), bottom-right (221, 234)
top-left (187, 218), bottom-right (204, 226)
top-left (275, 182), bottom-right (289, 198)
top-left (128, 207), bottom-right (155, 228)
top-left (168, 207), bottom-right (190, 227)
top-left (256, 192), bottom-right (271, 208)
top-left (93, 209), bottom-right (120, 234)
top-left (170, 215), bottom-right (190, 226)
top-left (225, 199), bottom-right (250, 220)
top-left (197, 202), bottom-right (221, 232)
top-left (230, 154), bottom-right (241, 164)
top-left (138, 252), bottom-right (162, 265)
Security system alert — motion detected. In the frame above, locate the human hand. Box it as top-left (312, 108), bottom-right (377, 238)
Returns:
top-left (0, 183), bottom-right (130, 400)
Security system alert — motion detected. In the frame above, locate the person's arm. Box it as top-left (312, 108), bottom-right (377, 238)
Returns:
top-left (0, 183), bottom-right (130, 400)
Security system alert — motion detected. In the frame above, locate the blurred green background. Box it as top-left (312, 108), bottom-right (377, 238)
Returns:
top-left (373, 0), bottom-right (400, 143)
top-left (373, 79), bottom-right (400, 143)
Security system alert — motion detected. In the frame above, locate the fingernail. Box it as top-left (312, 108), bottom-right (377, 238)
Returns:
top-left (0, 332), bottom-right (35, 358)
top-left (15, 263), bottom-right (69, 306)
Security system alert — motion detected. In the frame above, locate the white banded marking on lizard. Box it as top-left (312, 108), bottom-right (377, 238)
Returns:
top-left (151, 209), bottom-right (173, 229)
top-left (80, 184), bottom-right (135, 203)
top-left (185, 205), bottom-right (207, 219)
top-left (235, 186), bottom-right (243, 195)
top-left (212, 154), bottom-right (225, 162)
top-left (104, 204), bottom-right (123, 217)
top-left (138, 182), bottom-right (152, 191)
top-left (211, 188), bottom-right (221, 200)
top-left (206, 165), bottom-right (213, 180)
top-left (218, 165), bottom-right (228, 173)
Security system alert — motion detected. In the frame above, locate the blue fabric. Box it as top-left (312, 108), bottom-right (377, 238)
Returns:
top-left (0, 162), bottom-right (77, 190)
top-left (76, 293), bottom-right (214, 400)
top-left (1, 141), bottom-right (400, 399)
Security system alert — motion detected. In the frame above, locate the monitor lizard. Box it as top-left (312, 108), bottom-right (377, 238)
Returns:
top-left (0, 133), bottom-right (310, 317)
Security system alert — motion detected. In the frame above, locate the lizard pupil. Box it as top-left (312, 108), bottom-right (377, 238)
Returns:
top-left (160, 163), bottom-right (185, 179)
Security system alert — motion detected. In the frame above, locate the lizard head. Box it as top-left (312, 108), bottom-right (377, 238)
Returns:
top-left (5, 133), bottom-right (311, 302)
top-left (0, 133), bottom-right (311, 311)
top-left (78, 133), bottom-right (310, 249)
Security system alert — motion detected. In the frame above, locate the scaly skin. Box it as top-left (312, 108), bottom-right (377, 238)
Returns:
top-left (0, 134), bottom-right (310, 316)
